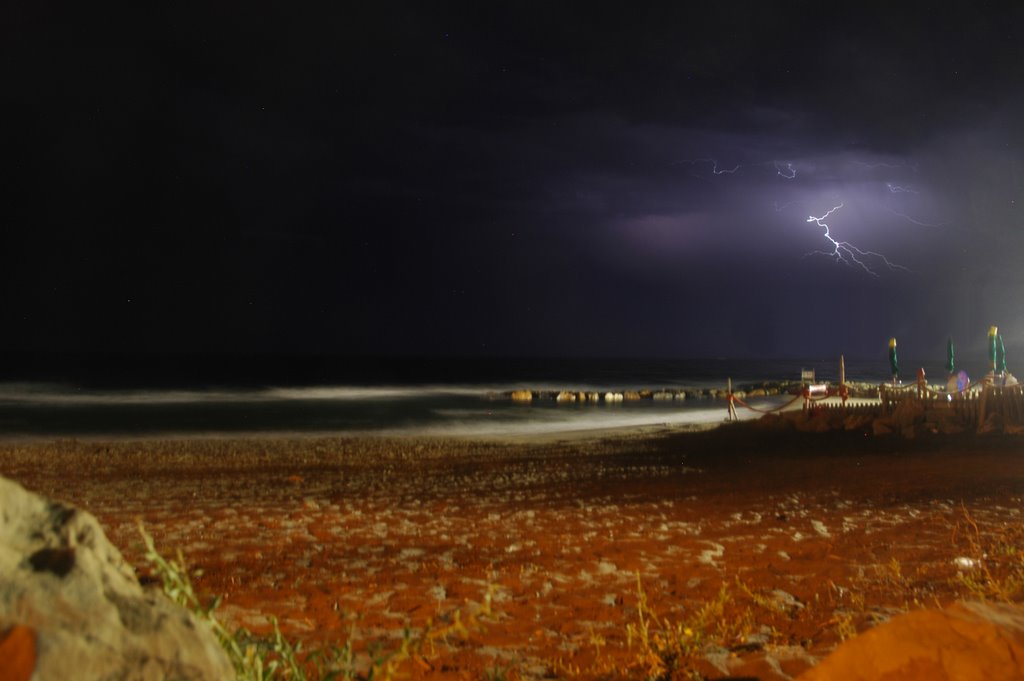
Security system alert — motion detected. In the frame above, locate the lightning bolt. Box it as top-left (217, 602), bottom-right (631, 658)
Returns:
top-left (806, 203), bottom-right (910, 277)
top-left (884, 207), bottom-right (949, 229)
top-left (774, 161), bottom-right (797, 179)
top-left (674, 154), bottom-right (921, 276)
top-left (675, 158), bottom-right (740, 176)
top-left (854, 160), bottom-right (920, 173)
top-left (676, 158), bottom-right (797, 180)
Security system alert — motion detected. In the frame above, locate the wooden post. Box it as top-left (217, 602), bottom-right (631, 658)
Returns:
top-left (839, 355), bottom-right (847, 406)
top-left (726, 377), bottom-right (738, 422)
top-left (979, 385), bottom-right (988, 430)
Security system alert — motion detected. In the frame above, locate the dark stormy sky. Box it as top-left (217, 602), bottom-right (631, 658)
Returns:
top-left (4, 3), bottom-right (1024, 360)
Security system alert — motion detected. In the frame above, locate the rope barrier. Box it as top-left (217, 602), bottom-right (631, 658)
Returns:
top-left (731, 393), bottom-right (803, 414)
top-left (879, 382), bottom-right (919, 392)
top-left (883, 380), bottom-right (1020, 400)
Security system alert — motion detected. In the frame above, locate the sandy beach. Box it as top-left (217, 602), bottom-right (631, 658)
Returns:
top-left (3, 423), bottom-right (1024, 679)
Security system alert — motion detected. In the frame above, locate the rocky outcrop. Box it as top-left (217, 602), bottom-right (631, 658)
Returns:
top-left (0, 475), bottom-right (233, 681)
top-left (797, 601), bottom-right (1024, 681)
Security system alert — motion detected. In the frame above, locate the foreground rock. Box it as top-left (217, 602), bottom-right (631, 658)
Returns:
top-left (797, 600), bottom-right (1024, 681)
top-left (0, 475), bottom-right (233, 681)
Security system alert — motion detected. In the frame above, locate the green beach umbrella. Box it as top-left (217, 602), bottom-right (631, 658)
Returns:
top-left (946, 337), bottom-right (955, 374)
top-left (989, 326), bottom-right (999, 372)
top-left (998, 334), bottom-right (1008, 373)
top-left (888, 337), bottom-right (899, 379)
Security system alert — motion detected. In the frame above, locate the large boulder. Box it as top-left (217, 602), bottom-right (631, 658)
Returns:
top-left (797, 600), bottom-right (1024, 681)
top-left (0, 475), bottom-right (233, 681)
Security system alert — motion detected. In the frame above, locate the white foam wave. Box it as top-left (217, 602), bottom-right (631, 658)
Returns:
top-left (407, 402), bottom-right (765, 437)
top-left (260, 385), bottom-right (485, 401)
top-left (0, 381), bottom-right (739, 406)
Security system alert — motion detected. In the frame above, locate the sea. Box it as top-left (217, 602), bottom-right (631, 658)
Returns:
top-left (0, 355), bottom-right (986, 440)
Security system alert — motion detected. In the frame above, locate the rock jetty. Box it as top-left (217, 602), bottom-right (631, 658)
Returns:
top-left (494, 380), bottom-right (881, 403)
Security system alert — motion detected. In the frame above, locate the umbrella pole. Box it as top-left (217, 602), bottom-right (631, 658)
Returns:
top-left (839, 355), bottom-right (847, 406)
top-left (726, 377), bottom-right (737, 422)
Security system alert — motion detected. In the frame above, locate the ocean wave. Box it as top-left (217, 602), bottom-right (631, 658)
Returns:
top-left (404, 405), bottom-right (759, 437)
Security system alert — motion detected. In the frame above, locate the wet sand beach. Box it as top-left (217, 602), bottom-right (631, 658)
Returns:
top-left (3, 423), bottom-right (1023, 679)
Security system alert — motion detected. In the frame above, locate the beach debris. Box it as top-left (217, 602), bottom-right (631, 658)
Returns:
top-left (953, 556), bottom-right (978, 570)
top-left (767, 590), bottom-right (805, 616)
top-left (698, 541), bottom-right (725, 567)
top-left (428, 585), bottom-right (447, 603)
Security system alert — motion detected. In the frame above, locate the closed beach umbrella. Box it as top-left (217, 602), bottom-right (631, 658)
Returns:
top-left (888, 337), bottom-right (899, 379)
top-left (989, 326), bottom-right (999, 372)
top-left (998, 334), bottom-right (1008, 373)
top-left (946, 337), bottom-right (955, 374)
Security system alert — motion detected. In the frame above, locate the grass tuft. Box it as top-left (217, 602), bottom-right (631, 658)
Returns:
top-left (137, 522), bottom-right (494, 681)
top-left (952, 504), bottom-right (1024, 603)
top-left (622, 574), bottom-right (745, 681)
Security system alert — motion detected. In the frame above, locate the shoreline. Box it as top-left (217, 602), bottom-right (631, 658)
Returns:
top-left (0, 420), bottom-right (725, 446)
